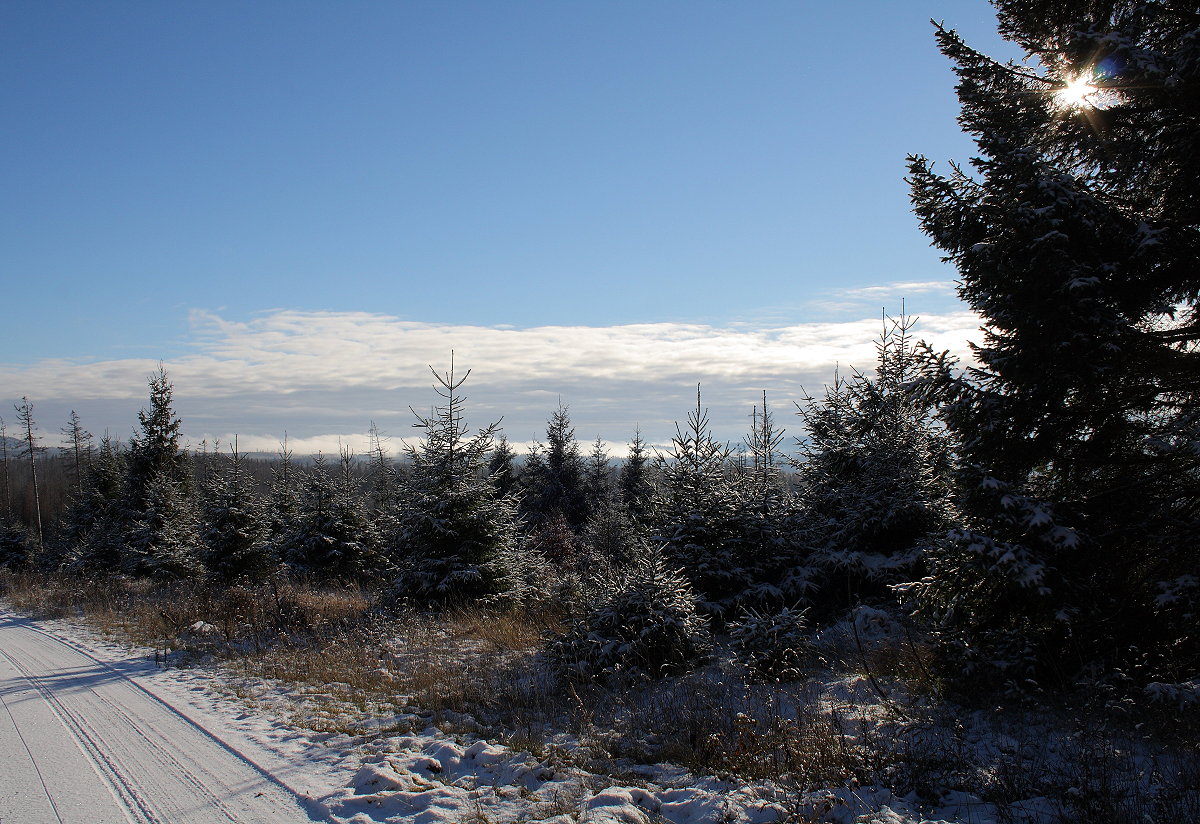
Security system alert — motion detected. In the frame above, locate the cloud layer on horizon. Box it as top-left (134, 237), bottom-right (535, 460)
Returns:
top-left (2, 305), bottom-right (981, 456)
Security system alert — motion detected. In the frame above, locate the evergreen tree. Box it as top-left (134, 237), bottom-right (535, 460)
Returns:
top-left (283, 454), bottom-right (382, 581)
top-left (392, 358), bottom-right (523, 604)
top-left (0, 518), bottom-right (31, 570)
top-left (60, 436), bottom-right (128, 575)
top-left (795, 314), bottom-right (951, 618)
top-left (0, 416), bottom-right (12, 517)
top-left (0, 411), bottom-right (29, 570)
top-left (580, 435), bottom-right (644, 570)
top-left (367, 422), bottom-right (401, 512)
top-left (522, 402), bottom-right (589, 530)
top-left (123, 469), bottom-right (203, 581)
top-left (619, 427), bottom-right (653, 522)
top-left (545, 546), bottom-right (711, 683)
top-left (586, 437), bottom-right (611, 502)
top-left (119, 367), bottom-right (199, 579)
top-left (264, 434), bottom-right (302, 555)
top-left (127, 365), bottom-right (190, 505)
top-left (61, 410), bottom-right (93, 502)
top-left (906, 2), bottom-right (1200, 686)
top-left (487, 434), bottom-right (519, 498)
top-left (651, 386), bottom-right (747, 618)
top-left (200, 440), bottom-right (274, 583)
top-left (519, 440), bottom-right (545, 510)
top-left (737, 391), bottom-right (807, 610)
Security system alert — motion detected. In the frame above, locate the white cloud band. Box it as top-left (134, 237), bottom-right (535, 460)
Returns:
top-left (2, 306), bottom-right (981, 456)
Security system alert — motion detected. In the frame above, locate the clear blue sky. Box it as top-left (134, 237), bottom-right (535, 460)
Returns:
top-left (1, 1), bottom-right (1020, 452)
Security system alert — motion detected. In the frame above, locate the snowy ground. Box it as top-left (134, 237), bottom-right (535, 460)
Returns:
top-left (1, 605), bottom-right (1190, 824)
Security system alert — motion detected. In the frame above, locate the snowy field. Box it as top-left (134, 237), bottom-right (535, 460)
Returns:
top-left (1, 604), bottom-right (1193, 824)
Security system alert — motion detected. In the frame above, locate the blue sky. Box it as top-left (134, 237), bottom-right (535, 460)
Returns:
top-left (2, 1), bottom-right (1019, 455)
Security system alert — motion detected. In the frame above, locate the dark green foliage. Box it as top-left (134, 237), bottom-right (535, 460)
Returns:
top-left (127, 366), bottom-right (191, 505)
top-left (264, 436), bottom-right (302, 558)
top-left (61, 410), bottom-right (92, 502)
top-left (619, 428), bottom-right (653, 522)
top-left (524, 511), bottom-right (584, 605)
top-left (392, 359), bottom-right (524, 605)
top-left (522, 402), bottom-right (589, 531)
top-left (59, 436), bottom-right (128, 574)
top-left (731, 606), bottom-right (811, 683)
top-left (123, 470), bottom-right (203, 581)
top-left (0, 416), bottom-right (12, 518)
top-left (736, 392), bottom-right (808, 610)
top-left (581, 492), bottom-right (644, 569)
top-left (367, 422), bottom-right (402, 512)
top-left (201, 445), bottom-right (274, 583)
top-left (585, 437), bottom-right (612, 502)
top-left (651, 386), bottom-right (747, 618)
top-left (906, 2), bottom-right (1200, 687)
top-left (283, 456), bottom-right (383, 582)
top-left (545, 546), bottom-right (711, 683)
top-left (89, 366), bottom-right (204, 581)
top-left (487, 434), bottom-right (519, 498)
top-left (0, 517), bottom-right (32, 570)
top-left (794, 314), bottom-right (951, 618)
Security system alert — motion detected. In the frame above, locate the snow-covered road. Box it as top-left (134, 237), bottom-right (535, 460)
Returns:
top-left (0, 610), bottom-right (329, 824)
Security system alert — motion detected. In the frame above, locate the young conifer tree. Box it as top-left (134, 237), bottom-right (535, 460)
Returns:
top-left (393, 357), bottom-right (523, 605)
top-left (652, 385), bottom-right (746, 619)
top-left (487, 434), bottom-right (519, 498)
top-left (522, 402), bottom-right (589, 531)
top-left (907, 2), bottom-right (1200, 686)
top-left (201, 438), bottom-right (274, 583)
top-left (127, 365), bottom-right (191, 504)
top-left (62, 410), bottom-right (93, 502)
top-left (619, 427), bottom-right (653, 523)
top-left (60, 435), bottom-right (128, 575)
top-left (283, 452), bottom-right (382, 581)
top-left (737, 391), bottom-right (806, 611)
top-left (264, 435), bottom-right (301, 554)
top-left (124, 468), bottom-right (203, 581)
top-left (120, 367), bottom-right (201, 579)
top-left (0, 417), bottom-right (12, 518)
top-left (795, 313), bottom-right (951, 618)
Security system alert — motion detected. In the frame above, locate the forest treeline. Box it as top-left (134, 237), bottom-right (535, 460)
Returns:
top-left (3, 0), bottom-right (1198, 702)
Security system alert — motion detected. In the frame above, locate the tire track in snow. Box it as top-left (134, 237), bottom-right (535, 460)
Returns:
top-left (0, 610), bottom-right (329, 824)
top-left (0, 640), bottom-right (148, 823)
top-left (0, 659), bottom-right (70, 823)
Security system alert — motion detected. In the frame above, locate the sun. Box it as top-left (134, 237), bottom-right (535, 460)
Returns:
top-left (1055, 74), bottom-right (1098, 109)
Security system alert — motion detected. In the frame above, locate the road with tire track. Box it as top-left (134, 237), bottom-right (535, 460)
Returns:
top-left (0, 609), bottom-right (328, 824)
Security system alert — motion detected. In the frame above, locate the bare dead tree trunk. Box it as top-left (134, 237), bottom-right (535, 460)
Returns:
top-left (0, 416), bottom-right (12, 517)
top-left (62, 409), bottom-right (92, 501)
top-left (16, 397), bottom-right (44, 553)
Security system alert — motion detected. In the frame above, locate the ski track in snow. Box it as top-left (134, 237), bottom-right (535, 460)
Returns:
top-left (0, 609), bottom-right (331, 824)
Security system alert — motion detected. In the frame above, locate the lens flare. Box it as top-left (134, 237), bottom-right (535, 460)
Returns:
top-left (1056, 74), bottom-right (1097, 109)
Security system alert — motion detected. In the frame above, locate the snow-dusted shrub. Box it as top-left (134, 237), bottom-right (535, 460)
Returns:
top-left (545, 547), bottom-right (711, 683)
top-left (731, 605), bottom-right (811, 683)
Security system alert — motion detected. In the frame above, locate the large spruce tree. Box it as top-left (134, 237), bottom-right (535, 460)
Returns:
top-left (907, 1), bottom-right (1199, 687)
